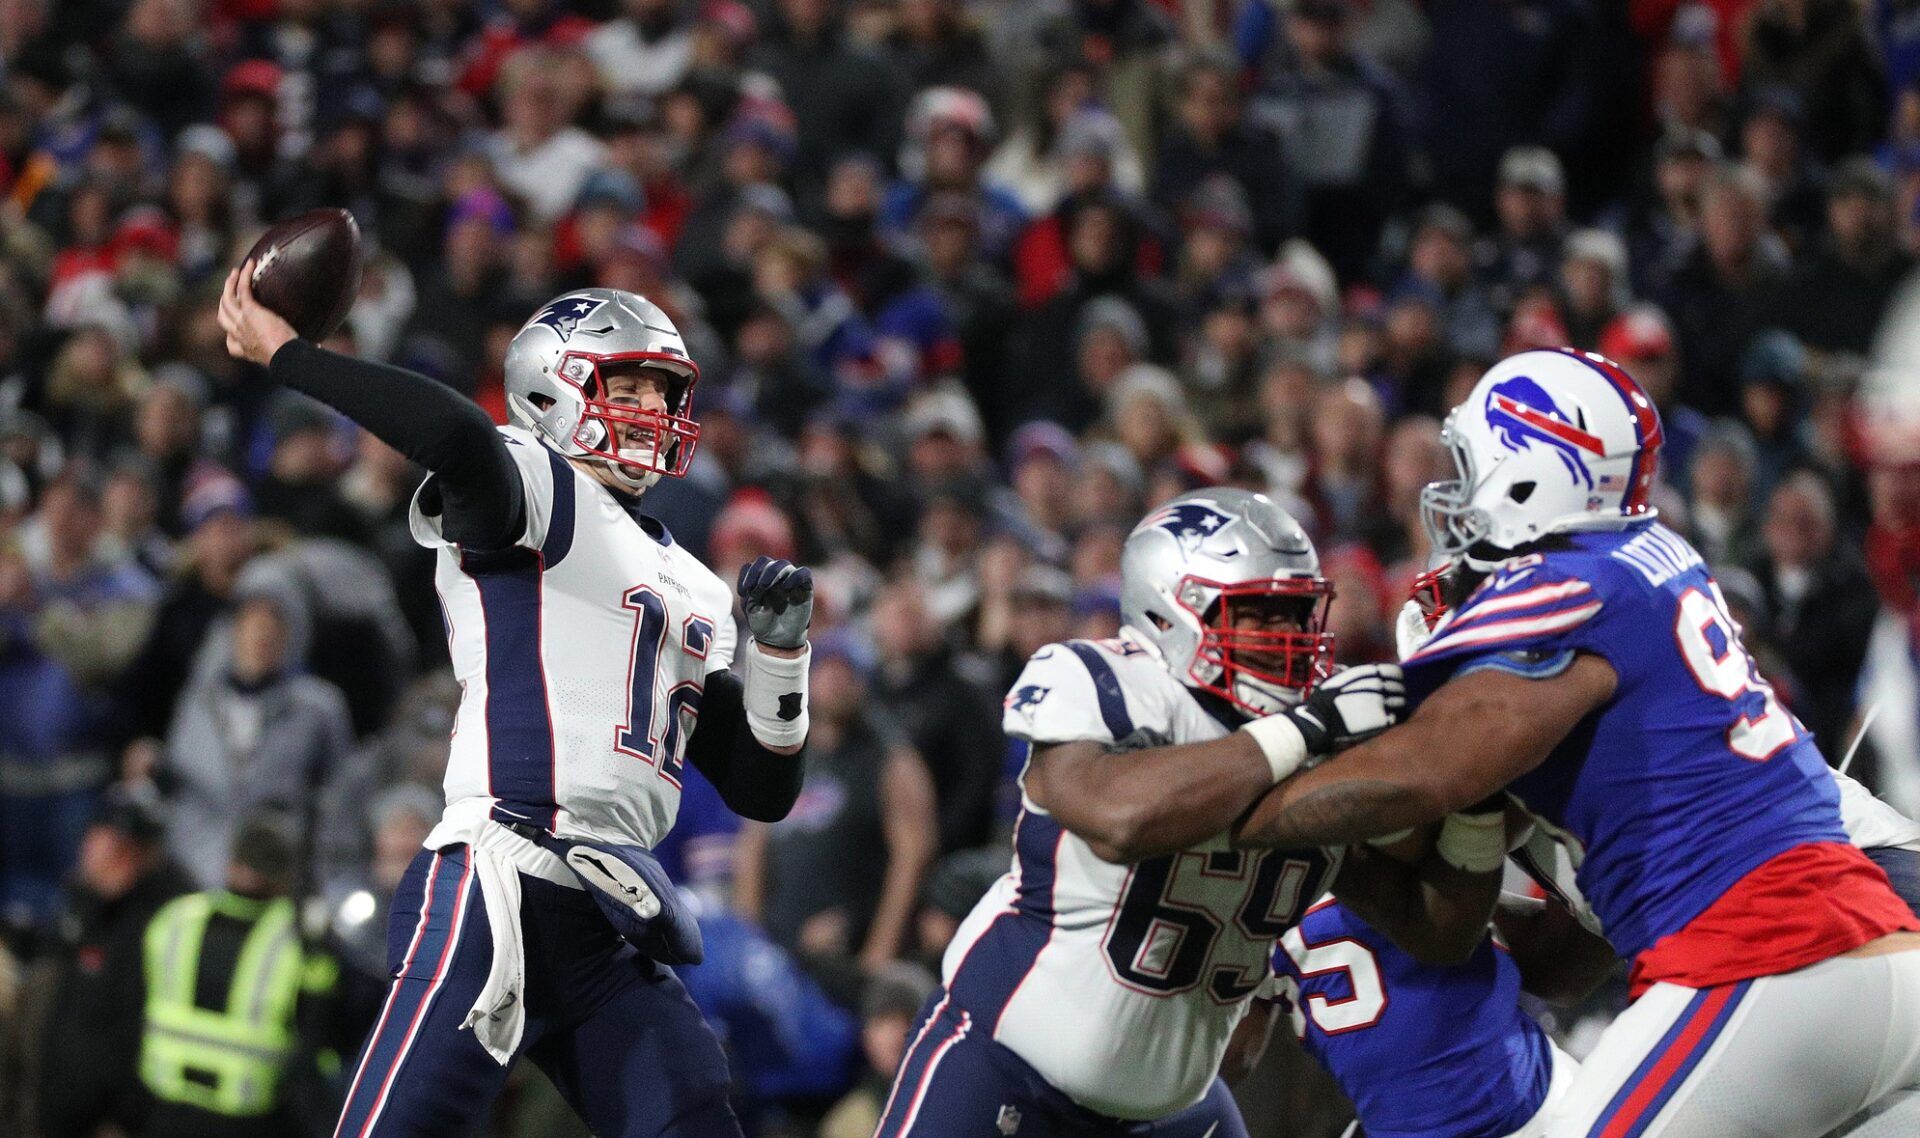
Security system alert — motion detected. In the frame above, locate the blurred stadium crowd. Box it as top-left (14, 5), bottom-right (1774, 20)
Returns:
top-left (3, 0), bottom-right (1920, 1134)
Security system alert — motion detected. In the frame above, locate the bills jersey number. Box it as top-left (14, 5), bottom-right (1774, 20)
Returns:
top-left (615, 585), bottom-right (713, 785)
top-left (1276, 928), bottom-right (1387, 1037)
top-left (1105, 849), bottom-right (1331, 1000)
top-left (1672, 585), bottom-right (1799, 761)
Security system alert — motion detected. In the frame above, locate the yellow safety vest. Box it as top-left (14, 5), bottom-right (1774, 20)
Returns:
top-left (137, 891), bottom-right (330, 1117)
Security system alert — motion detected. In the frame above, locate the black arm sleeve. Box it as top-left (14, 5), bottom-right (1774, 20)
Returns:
top-left (686, 668), bottom-right (805, 823)
top-left (268, 339), bottom-right (525, 550)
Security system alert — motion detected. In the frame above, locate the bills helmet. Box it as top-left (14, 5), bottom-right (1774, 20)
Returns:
top-left (1421, 348), bottom-right (1663, 571)
top-left (1120, 488), bottom-right (1333, 716)
top-left (503, 288), bottom-right (700, 494)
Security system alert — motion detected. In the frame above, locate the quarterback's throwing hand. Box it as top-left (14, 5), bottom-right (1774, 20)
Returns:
top-left (1291, 664), bottom-right (1406, 753)
top-left (738, 555), bottom-right (813, 651)
top-left (218, 260), bottom-right (298, 366)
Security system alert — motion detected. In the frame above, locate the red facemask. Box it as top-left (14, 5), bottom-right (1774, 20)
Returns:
top-left (557, 350), bottom-right (702, 479)
top-left (1409, 566), bottom-right (1451, 632)
top-left (1180, 576), bottom-right (1336, 713)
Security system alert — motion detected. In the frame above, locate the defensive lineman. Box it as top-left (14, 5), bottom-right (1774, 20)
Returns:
top-left (220, 273), bottom-right (813, 1137)
top-left (1235, 348), bottom-right (1920, 1137)
top-left (875, 487), bottom-right (1490, 1137)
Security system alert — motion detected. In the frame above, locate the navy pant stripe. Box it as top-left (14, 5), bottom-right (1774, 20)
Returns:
top-left (875, 996), bottom-right (964, 1137)
top-left (334, 852), bottom-right (476, 1136)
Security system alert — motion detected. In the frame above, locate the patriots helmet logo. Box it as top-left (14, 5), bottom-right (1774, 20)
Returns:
top-left (531, 296), bottom-right (609, 342)
top-left (1006, 684), bottom-right (1050, 713)
top-left (1140, 500), bottom-right (1234, 554)
top-left (1484, 376), bottom-right (1606, 489)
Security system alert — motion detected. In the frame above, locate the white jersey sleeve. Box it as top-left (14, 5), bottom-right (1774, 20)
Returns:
top-left (407, 425), bottom-right (560, 551)
top-left (1003, 637), bottom-right (1186, 749)
top-left (1834, 768), bottom-right (1920, 853)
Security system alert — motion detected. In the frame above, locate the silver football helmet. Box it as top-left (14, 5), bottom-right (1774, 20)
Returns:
top-left (503, 288), bottom-right (700, 494)
top-left (1121, 488), bottom-right (1334, 716)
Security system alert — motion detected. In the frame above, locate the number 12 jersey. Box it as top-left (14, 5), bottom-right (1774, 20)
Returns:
top-left (410, 425), bottom-right (737, 849)
top-left (942, 633), bottom-right (1341, 1120)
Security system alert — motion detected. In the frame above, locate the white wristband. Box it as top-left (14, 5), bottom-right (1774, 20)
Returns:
top-left (744, 640), bottom-right (809, 749)
top-left (1241, 714), bottom-right (1309, 784)
top-left (1435, 810), bottom-right (1508, 873)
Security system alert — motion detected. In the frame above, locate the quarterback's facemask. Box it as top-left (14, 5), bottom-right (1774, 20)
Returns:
top-left (1186, 577), bottom-right (1335, 713)
top-left (555, 353), bottom-right (701, 486)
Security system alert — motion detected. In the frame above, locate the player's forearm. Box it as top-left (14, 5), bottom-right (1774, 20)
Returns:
top-left (687, 669), bottom-right (805, 822)
top-left (1233, 741), bottom-right (1459, 851)
top-left (1034, 734), bottom-right (1277, 863)
top-left (1494, 893), bottom-right (1619, 1005)
top-left (1333, 843), bottom-right (1498, 966)
top-left (1234, 663), bottom-right (1609, 849)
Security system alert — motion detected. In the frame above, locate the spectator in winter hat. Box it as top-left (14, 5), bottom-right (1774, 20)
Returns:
top-left (1659, 164), bottom-right (1792, 417)
top-left (1688, 420), bottom-right (1762, 566)
top-left (1398, 203), bottom-right (1501, 361)
top-left (1737, 86), bottom-right (1824, 246)
top-left (870, 570), bottom-right (1006, 853)
top-left (1477, 146), bottom-right (1569, 313)
top-left (1623, 126), bottom-right (1722, 295)
top-left (1003, 421), bottom-right (1079, 563)
top-left (1559, 228), bottom-right (1630, 351)
top-left (1601, 302), bottom-right (1708, 485)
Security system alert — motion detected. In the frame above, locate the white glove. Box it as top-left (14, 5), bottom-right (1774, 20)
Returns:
top-left (1241, 664), bottom-right (1406, 782)
top-left (1395, 598), bottom-right (1435, 661)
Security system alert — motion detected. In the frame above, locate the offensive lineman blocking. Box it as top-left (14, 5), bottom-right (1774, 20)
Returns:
top-left (874, 488), bottom-right (1494, 1137)
top-left (219, 276), bottom-right (813, 1137)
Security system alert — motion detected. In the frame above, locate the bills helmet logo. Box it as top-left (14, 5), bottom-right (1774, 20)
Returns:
top-left (1140, 501), bottom-right (1234, 554)
top-left (1484, 376), bottom-right (1607, 489)
top-left (531, 296), bottom-right (609, 342)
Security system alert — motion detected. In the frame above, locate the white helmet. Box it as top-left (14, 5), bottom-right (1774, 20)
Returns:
top-left (1421, 348), bottom-right (1663, 570)
top-left (503, 288), bottom-right (700, 494)
top-left (1120, 488), bottom-right (1333, 716)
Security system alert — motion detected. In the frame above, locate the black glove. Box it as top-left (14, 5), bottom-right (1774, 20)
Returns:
top-left (737, 555), bottom-right (813, 650)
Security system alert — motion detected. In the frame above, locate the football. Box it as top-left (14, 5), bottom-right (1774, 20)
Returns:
top-left (242, 208), bottom-right (366, 342)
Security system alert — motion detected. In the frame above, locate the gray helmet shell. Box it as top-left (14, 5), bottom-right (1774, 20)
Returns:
top-left (503, 288), bottom-right (699, 494)
top-left (1121, 488), bottom-right (1326, 713)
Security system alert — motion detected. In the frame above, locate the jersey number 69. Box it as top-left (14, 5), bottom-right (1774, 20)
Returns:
top-left (1105, 849), bottom-right (1333, 1000)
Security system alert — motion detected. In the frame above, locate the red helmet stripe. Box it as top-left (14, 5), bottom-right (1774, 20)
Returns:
top-left (1492, 394), bottom-right (1609, 455)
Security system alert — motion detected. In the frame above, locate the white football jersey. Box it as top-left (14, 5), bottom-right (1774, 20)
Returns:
top-left (410, 426), bottom-right (736, 848)
top-left (942, 631), bottom-right (1342, 1119)
top-left (1512, 765), bottom-right (1920, 937)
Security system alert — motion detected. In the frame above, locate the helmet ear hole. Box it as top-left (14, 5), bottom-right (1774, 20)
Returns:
top-left (1147, 612), bottom-right (1174, 632)
top-left (529, 393), bottom-right (556, 412)
top-left (1509, 481), bottom-right (1536, 504)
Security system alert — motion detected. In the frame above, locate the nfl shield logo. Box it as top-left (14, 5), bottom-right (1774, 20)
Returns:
top-left (996, 1105), bottom-right (1021, 1135)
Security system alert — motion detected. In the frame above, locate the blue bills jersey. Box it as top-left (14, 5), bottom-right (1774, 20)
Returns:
top-left (1402, 522), bottom-right (1846, 961)
top-left (1266, 899), bottom-right (1554, 1138)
